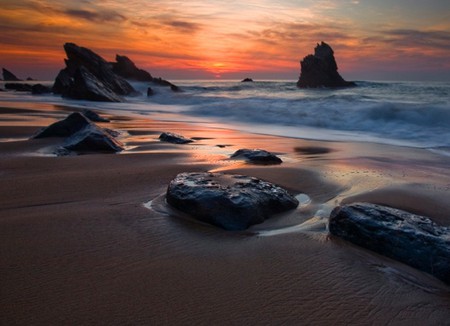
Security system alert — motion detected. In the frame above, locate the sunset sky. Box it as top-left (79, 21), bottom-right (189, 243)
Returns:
top-left (1, 0), bottom-right (449, 81)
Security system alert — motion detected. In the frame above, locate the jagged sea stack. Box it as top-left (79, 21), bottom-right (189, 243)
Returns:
top-left (297, 42), bottom-right (355, 88)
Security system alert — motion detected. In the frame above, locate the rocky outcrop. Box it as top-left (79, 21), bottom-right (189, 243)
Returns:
top-left (112, 55), bottom-right (153, 81)
top-left (241, 78), bottom-right (253, 82)
top-left (159, 132), bottom-right (194, 144)
top-left (4, 83), bottom-right (32, 92)
top-left (231, 149), bottom-right (282, 165)
top-left (297, 42), bottom-right (355, 88)
top-left (2, 68), bottom-right (21, 81)
top-left (31, 84), bottom-right (51, 94)
top-left (329, 203), bottom-right (450, 284)
top-left (32, 112), bottom-right (123, 153)
top-left (52, 43), bottom-right (137, 102)
top-left (166, 172), bottom-right (299, 230)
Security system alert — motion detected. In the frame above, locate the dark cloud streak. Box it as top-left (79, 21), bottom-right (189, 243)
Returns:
top-left (64, 9), bottom-right (127, 23)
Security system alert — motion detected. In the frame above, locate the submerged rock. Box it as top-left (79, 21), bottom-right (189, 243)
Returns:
top-left (2, 68), bottom-right (21, 81)
top-left (241, 78), bottom-right (253, 82)
top-left (231, 149), bottom-right (282, 165)
top-left (166, 172), bottom-right (299, 230)
top-left (297, 42), bottom-right (355, 88)
top-left (159, 132), bottom-right (194, 144)
top-left (329, 203), bottom-right (450, 284)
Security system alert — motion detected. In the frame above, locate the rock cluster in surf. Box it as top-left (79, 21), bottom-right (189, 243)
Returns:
top-left (297, 42), bottom-right (355, 88)
top-left (329, 202), bottom-right (450, 284)
top-left (166, 172), bottom-right (299, 230)
top-left (52, 43), bottom-right (179, 102)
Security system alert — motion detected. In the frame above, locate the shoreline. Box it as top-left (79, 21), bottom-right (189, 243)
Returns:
top-left (1, 101), bottom-right (450, 324)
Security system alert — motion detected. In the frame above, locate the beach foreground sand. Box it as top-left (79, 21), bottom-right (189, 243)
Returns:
top-left (1, 103), bottom-right (449, 324)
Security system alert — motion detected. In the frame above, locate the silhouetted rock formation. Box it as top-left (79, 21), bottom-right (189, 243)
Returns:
top-left (82, 109), bottom-right (110, 122)
top-left (52, 43), bottom-right (137, 102)
top-left (241, 78), bottom-right (253, 82)
top-left (166, 172), bottom-right (299, 230)
top-left (26, 77), bottom-right (35, 81)
top-left (159, 132), bottom-right (193, 144)
top-left (31, 84), bottom-right (51, 95)
top-left (231, 149), bottom-right (282, 165)
top-left (33, 112), bottom-right (123, 153)
top-left (297, 42), bottom-right (355, 88)
top-left (112, 55), bottom-right (153, 81)
top-left (2, 68), bottom-right (21, 81)
top-left (329, 203), bottom-right (450, 284)
top-left (4, 83), bottom-right (32, 92)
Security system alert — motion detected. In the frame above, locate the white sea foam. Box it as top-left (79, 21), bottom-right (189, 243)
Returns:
top-left (2, 79), bottom-right (449, 151)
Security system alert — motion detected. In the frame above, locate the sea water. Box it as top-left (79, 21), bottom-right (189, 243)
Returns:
top-left (1, 80), bottom-right (449, 155)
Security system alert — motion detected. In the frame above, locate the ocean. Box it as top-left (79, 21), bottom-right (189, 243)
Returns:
top-left (1, 80), bottom-right (450, 155)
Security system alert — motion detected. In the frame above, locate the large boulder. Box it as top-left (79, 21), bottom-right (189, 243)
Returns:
top-left (2, 68), bottom-right (21, 81)
top-left (52, 43), bottom-right (137, 102)
top-left (166, 172), bottom-right (299, 230)
top-left (297, 42), bottom-right (355, 88)
top-left (231, 149), bottom-right (282, 165)
top-left (329, 203), bottom-right (450, 284)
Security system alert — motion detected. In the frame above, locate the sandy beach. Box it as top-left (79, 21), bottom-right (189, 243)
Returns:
top-left (1, 102), bottom-right (450, 324)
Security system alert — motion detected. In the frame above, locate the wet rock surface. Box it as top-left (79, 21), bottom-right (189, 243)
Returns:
top-left (159, 132), bottom-right (194, 144)
top-left (32, 112), bottom-right (123, 153)
top-left (297, 42), bottom-right (355, 88)
top-left (231, 149), bottom-right (282, 165)
top-left (329, 203), bottom-right (450, 284)
top-left (166, 172), bottom-right (299, 230)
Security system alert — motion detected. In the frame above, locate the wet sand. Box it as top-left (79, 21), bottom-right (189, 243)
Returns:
top-left (1, 103), bottom-right (449, 324)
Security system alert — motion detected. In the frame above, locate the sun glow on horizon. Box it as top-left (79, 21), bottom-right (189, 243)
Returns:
top-left (1, 0), bottom-right (449, 81)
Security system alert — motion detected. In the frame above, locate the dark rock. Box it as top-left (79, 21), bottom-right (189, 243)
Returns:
top-left (66, 66), bottom-right (123, 102)
top-left (52, 43), bottom-right (137, 102)
top-left (4, 83), bottom-right (32, 92)
top-left (147, 87), bottom-right (154, 96)
top-left (166, 172), bottom-right (299, 230)
top-left (329, 203), bottom-right (450, 284)
top-left (2, 68), bottom-right (21, 81)
top-left (231, 149), bottom-right (282, 165)
top-left (297, 42), bottom-right (355, 88)
top-left (26, 77), bottom-right (35, 81)
top-left (31, 84), bottom-right (51, 94)
top-left (159, 132), bottom-right (194, 144)
top-left (112, 54), bottom-right (153, 81)
top-left (63, 124), bottom-right (123, 153)
top-left (33, 112), bottom-right (92, 138)
top-left (152, 77), bottom-right (181, 92)
top-left (241, 78), bottom-right (253, 82)
top-left (82, 109), bottom-right (110, 122)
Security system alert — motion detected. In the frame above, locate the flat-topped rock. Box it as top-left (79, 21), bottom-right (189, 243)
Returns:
top-left (329, 203), bottom-right (450, 284)
top-left (241, 78), bottom-right (253, 82)
top-left (159, 132), bottom-right (194, 144)
top-left (231, 149), bottom-right (282, 165)
top-left (166, 172), bottom-right (299, 230)
top-left (297, 42), bottom-right (355, 88)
